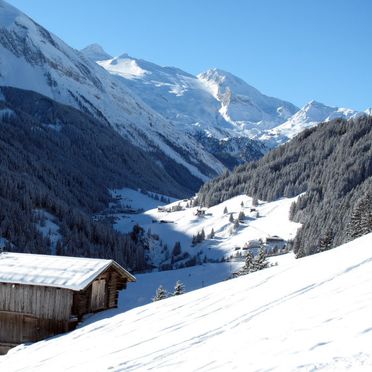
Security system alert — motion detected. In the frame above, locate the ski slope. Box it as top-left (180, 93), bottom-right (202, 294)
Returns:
top-left (1, 233), bottom-right (372, 371)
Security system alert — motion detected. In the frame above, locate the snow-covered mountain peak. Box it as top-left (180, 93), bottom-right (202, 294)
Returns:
top-left (118, 52), bottom-right (130, 59)
top-left (0, 0), bottom-right (24, 27)
top-left (298, 100), bottom-right (336, 121)
top-left (197, 68), bottom-right (299, 131)
top-left (80, 43), bottom-right (112, 61)
top-left (262, 100), bottom-right (359, 145)
top-left (97, 54), bottom-right (150, 79)
top-left (198, 68), bottom-right (260, 94)
top-left (299, 100), bottom-right (357, 121)
top-left (0, 0), bottom-right (225, 184)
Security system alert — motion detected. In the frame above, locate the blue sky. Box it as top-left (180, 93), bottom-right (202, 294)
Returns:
top-left (7, 0), bottom-right (372, 110)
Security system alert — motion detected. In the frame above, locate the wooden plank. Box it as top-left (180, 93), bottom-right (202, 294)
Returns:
top-left (0, 311), bottom-right (76, 349)
top-left (0, 283), bottom-right (73, 320)
top-left (90, 279), bottom-right (106, 311)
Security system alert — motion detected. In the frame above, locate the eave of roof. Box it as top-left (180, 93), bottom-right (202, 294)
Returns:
top-left (0, 252), bottom-right (136, 291)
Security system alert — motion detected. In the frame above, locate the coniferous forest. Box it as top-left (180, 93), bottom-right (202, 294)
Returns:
top-left (0, 87), bottom-right (199, 270)
top-left (197, 115), bottom-right (372, 256)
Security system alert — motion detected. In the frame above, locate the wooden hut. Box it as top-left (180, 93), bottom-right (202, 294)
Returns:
top-left (0, 252), bottom-right (136, 354)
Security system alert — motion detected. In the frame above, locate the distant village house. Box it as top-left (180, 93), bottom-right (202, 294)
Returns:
top-left (265, 235), bottom-right (286, 253)
top-left (195, 208), bottom-right (207, 216)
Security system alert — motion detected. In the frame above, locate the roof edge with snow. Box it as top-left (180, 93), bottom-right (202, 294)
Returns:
top-left (0, 252), bottom-right (136, 291)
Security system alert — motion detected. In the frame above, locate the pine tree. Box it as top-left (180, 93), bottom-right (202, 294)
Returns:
top-left (233, 250), bottom-right (254, 277)
top-left (173, 280), bottom-right (185, 296)
top-left (253, 248), bottom-right (269, 271)
top-left (252, 197), bottom-right (259, 207)
top-left (229, 213), bottom-right (234, 223)
top-left (234, 219), bottom-right (240, 229)
top-left (348, 201), bottom-right (363, 239)
top-left (201, 228), bottom-right (205, 241)
top-left (152, 285), bottom-right (167, 301)
top-left (360, 193), bottom-right (372, 235)
top-left (319, 228), bottom-right (333, 252)
top-left (192, 235), bottom-right (197, 246)
top-left (209, 228), bottom-right (215, 239)
top-left (223, 206), bottom-right (228, 214)
top-left (172, 241), bottom-right (182, 256)
top-left (238, 211), bottom-right (245, 221)
top-left (244, 250), bottom-right (254, 272)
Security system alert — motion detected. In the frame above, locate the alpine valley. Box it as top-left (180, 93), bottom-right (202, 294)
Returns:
top-left (0, 0), bottom-right (372, 370)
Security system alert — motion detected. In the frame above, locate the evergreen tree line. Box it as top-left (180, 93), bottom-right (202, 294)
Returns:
top-left (152, 280), bottom-right (185, 301)
top-left (197, 116), bottom-right (372, 256)
top-left (194, 130), bottom-right (266, 169)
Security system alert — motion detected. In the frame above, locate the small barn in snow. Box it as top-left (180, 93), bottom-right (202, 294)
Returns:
top-left (265, 235), bottom-right (286, 253)
top-left (0, 252), bottom-right (135, 354)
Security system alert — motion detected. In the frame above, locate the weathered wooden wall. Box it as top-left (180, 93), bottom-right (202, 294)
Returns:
top-left (0, 264), bottom-right (129, 354)
top-left (71, 267), bottom-right (127, 319)
top-left (0, 283), bottom-right (73, 321)
top-left (0, 311), bottom-right (77, 354)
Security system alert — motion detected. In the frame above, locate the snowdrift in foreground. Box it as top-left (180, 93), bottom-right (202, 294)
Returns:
top-left (2, 234), bottom-right (372, 371)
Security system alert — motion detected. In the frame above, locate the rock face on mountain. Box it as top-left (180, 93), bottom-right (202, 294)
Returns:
top-left (0, 0), bottom-right (224, 185)
top-left (197, 68), bottom-right (298, 133)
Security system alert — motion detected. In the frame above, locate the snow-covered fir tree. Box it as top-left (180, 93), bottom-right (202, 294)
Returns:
top-left (253, 248), bottom-right (269, 271)
top-left (152, 285), bottom-right (168, 302)
top-left (173, 280), bottom-right (185, 296)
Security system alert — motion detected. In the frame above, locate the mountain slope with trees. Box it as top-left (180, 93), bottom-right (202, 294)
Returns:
top-left (0, 86), bottom-right (199, 270)
top-left (0, 0), bottom-right (224, 184)
top-left (197, 115), bottom-right (372, 256)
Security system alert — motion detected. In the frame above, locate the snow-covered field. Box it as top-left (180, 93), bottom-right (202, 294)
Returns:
top-left (1, 233), bottom-right (372, 371)
top-left (111, 188), bottom-right (301, 264)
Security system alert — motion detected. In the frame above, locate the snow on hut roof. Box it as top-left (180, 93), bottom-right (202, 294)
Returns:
top-left (0, 252), bottom-right (136, 291)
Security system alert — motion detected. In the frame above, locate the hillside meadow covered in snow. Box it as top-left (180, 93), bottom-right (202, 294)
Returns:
top-left (1, 233), bottom-right (372, 371)
top-left (108, 188), bottom-right (301, 268)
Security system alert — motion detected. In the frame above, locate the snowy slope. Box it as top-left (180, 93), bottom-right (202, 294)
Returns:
top-left (0, 0), bottom-right (224, 181)
top-left (262, 100), bottom-right (359, 145)
top-left (2, 233), bottom-right (372, 371)
top-left (107, 188), bottom-right (301, 265)
top-left (88, 261), bottom-right (245, 316)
